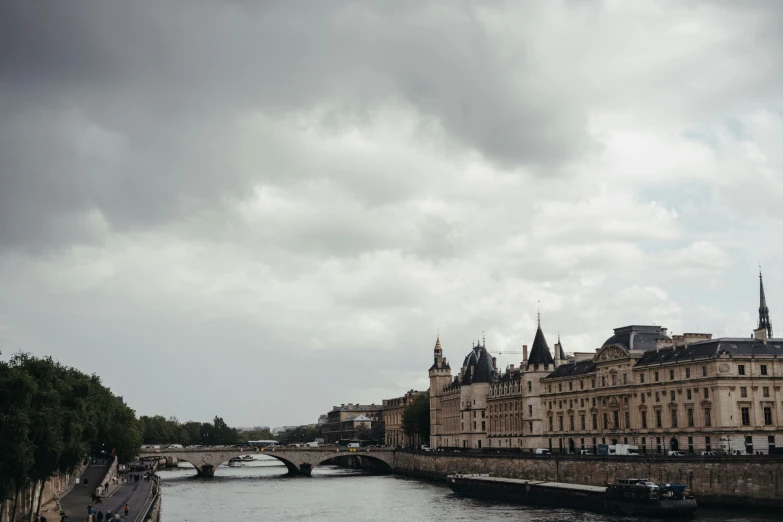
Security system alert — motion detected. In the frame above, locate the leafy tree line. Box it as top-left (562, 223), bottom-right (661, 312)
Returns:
top-left (138, 415), bottom-right (241, 446)
top-left (0, 352), bottom-right (142, 521)
top-left (402, 391), bottom-right (430, 444)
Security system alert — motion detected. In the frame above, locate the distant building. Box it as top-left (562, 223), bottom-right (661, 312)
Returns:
top-left (383, 389), bottom-right (423, 448)
top-left (430, 272), bottom-right (783, 455)
top-left (317, 414), bottom-right (328, 425)
top-left (322, 403), bottom-right (382, 443)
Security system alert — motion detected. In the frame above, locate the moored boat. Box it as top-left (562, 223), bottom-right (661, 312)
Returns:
top-left (228, 457), bottom-right (243, 467)
top-left (241, 455), bottom-right (254, 462)
top-left (447, 474), bottom-right (697, 517)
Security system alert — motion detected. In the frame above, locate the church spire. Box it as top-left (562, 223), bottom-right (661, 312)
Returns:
top-left (759, 270), bottom-right (773, 338)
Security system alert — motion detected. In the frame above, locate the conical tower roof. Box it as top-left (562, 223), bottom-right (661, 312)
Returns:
top-left (759, 270), bottom-right (773, 338)
top-left (526, 324), bottom-right (554, 369)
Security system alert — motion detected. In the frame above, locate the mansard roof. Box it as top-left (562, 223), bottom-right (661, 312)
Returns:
top-left (602, 325), bottom-right (669, 352)
top-left (546, 359), bottom-right (596, 378)
top-left (635, 337), bottom-right (783, 366)
top-left (461, 342), bottom-right (497, 385)
top-left (526, 325), bottom-right (554, 368)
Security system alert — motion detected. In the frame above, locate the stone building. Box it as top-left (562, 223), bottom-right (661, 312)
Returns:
top-left (430, 273), bottom-right (783, 454)
top-left (429, 336), bottom-right (498, 449)
top-left (322, 403), bottom-right (382, 443)
top-left (383, 389), bottom-right (424, 447)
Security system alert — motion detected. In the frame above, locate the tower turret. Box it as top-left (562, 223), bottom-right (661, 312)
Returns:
top-left (759, 270), bottom-right (773, 338)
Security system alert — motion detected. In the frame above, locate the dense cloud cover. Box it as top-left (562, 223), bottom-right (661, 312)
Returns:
top-left (1, 1), bottom-right (782, 426)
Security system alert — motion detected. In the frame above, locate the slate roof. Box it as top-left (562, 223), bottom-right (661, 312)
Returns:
top-left (602, 325), bottom-right (669, 352)
top-left (635, 337), bottom-right (783, 366)
top-left (546, 359), bottom-right (596, 378)
top-left (461, 342), bottom-right (497, 385)
top-left (526, 325), bottom-right (554, 369)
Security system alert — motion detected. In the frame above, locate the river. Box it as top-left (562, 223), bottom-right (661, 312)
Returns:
top-left (157, 456), bottom-right (776, 522)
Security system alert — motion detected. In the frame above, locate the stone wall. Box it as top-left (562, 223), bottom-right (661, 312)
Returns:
top-left (391, 452), bottom-right (783, 509)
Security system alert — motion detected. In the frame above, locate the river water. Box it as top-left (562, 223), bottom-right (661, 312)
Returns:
top-left (157, 456), bottom-right (775, 522)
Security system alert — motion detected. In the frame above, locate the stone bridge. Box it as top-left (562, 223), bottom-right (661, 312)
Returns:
top-left (138, 447), bottom-right (395, 477)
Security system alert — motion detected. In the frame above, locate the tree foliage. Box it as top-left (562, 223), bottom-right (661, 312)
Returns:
top-left (138, 414), bottom-right (240, 446)
top-left (277, 425), bottom-right (322, 444)
top-left (0, 352), bottom-right (143, 508)
top-left (402, 392), bottom-right (430, 442)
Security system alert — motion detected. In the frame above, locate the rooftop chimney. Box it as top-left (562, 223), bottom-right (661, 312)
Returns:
top-left (523, 345), bottom-right (528, 362)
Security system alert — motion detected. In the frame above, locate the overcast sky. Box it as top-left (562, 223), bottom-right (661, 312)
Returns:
top-left (1, 1), bottom-right (782, 428)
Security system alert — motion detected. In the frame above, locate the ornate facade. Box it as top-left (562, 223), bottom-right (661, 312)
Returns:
top-left (429, 274), bottom-right (783, 454)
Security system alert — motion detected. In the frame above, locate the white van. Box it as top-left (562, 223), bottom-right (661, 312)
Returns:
top-left (168, 444), bottom-right (183, 449)
top-left (534, 448), bottom-right (551, 455)
top-left (668, 451), bottom-right (686, 457)
top-left (347, 442), bottom-right (361, 448)
top-left (305, 442), bottom-right (319, 448)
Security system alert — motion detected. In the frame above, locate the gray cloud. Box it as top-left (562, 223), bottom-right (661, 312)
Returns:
top-left (2, 1), bottom-right (783, 426)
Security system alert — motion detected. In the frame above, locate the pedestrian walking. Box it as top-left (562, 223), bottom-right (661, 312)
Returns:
top-left (124, 504), bottom-right (129, 517)
top-left (97, 511), bottom-right (104, 522)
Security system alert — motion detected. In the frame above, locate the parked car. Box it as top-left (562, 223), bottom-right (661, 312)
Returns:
top-left (667, 451), bottom-right (686, 457)
top-left (534, 448), bottom-right (552, 455)
top-left (578, 449), bottom-right (593, 455)
top-left (420, 445), bottom-right (431, 451)
top-left (700, 451), bottom-right (718, 456)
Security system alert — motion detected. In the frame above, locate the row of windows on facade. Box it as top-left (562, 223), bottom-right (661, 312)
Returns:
top-left (540, 363), bottom-right (772, 395)
top-left (550, 435), bottom-right (777, 453)
top-left (545, 405), bottom-right (775, 433)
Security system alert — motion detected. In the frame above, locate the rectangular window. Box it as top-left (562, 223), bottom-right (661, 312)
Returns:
top-left (625, 411), bottom-right (630, 429)
top-left (687, 389), bottom-right (692, 400)
top-left (642, 411), bottom-right (648, 428)
top-left (704, 388), bottom-right (709, 399)
top-left (670, 390), bottom-right (675, 402)
top-left (603, 413), bottom-right (608, 430)
top-left (655, 391), bottom-right (660, 402)
top-left (569, 381), bottom-right (573, 391)
top-left (655, 371), bottom-right (659, 382)
top-left (740, 387), bottom-right (747, 398)
top-left (580, 398), bottom-right (584, 407)
top-left (592, 414), bottom-right (598, 430)
top-left (738, 364), bottom-right (745, 375)
top-left (761, 365), bottom-right (768, 376)
top-left (705, 436), bottom-right (711, 452)
top-left (656, 410), bottom-right (662, 428)
top-left (614, 410), bottom-right (619, 428)
top-left (671, 410), bottom-right (678, 428)
top-left (569, 399), bottom-right (573, 409)
top-left (612, 374), bottom-right (617, 386)
top-left (741, 407), bottom-right (750, 426)
top-left (687, 409), bottom-right (694, 427)
top-left (764, 407), bottom-right (773, 426)
top-left (549, 385), bottom-right (552, 393)
top-left (528, 381), bottom-right (532, 392)
top-left (580, 415), bottom-right (586, 430)
top-left (670, 369), bottom-right (675, 380)
top-left (580, 380), bottom-right (584, 390)
top-left (688, 436), bottom-right (694, 453)
top-left (763, 387), bottom-right (770, 398)
top-left (702, 366), bottom-right (707, 376)
top-left (704, 408), bottom-right (711, 427)
top-left (529, 405), bottom-right (532, 416)
top-left (473, 421), bottom-right (476, 429)
top-left (558, 416), bottom-right (563, 431)
top-left (549, 418), bottom-right (553, 431)
top-left (641, 393), bottom-right (646, 404)
top-left (591, 379), bottom-right (596, 389)
top-left (640, 374), bottom-right (645, 383)
top-left (592, 398), bottom-right (596, 407)
top-left (686, 368), bottom-right (690, 378)
top-left (569, 415), bottom-right (574, 431)
top-left (623, 373), bottom-right (628, 384)
top-left (481, 421), bottom-right (486, 431)
top-left (602, 376), bottom-right (606, 387)
top-left (559, 383), bottom-right (562, 392)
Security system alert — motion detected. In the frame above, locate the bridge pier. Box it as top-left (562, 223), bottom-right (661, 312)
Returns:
top-left (198, 464), bottom-right (215, 477)
top-left (298, 464), bottom-right (312, 476)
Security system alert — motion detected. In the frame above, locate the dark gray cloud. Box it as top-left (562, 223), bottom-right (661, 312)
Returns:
top-left (0, 1), bottom-right (590, 252)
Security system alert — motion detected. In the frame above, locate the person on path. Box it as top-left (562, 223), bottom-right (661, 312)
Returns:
top-left (97, 511), bottom-right (104, 522)
top-left (124, 504), bottom-right (129, 517)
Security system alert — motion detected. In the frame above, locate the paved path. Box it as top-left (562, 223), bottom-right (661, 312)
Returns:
top-left (57, 464), bottom-right (154, 522)
top-left (97, 478), bottom-right (154, 522)
top-left (59, 463), bottom-right (108, 519)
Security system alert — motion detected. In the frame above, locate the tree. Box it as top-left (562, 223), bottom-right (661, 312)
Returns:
top-left (402, 392), bottom-right (430, 444)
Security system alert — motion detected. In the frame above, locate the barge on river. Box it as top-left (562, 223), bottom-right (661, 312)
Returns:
top-left (447, 475), bottom-right (697, 517)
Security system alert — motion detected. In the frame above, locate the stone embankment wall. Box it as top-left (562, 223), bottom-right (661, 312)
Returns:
top-left (392, 453), bottom-right (783, 509)
top-left (1, 465), bottom-right (84, 522)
